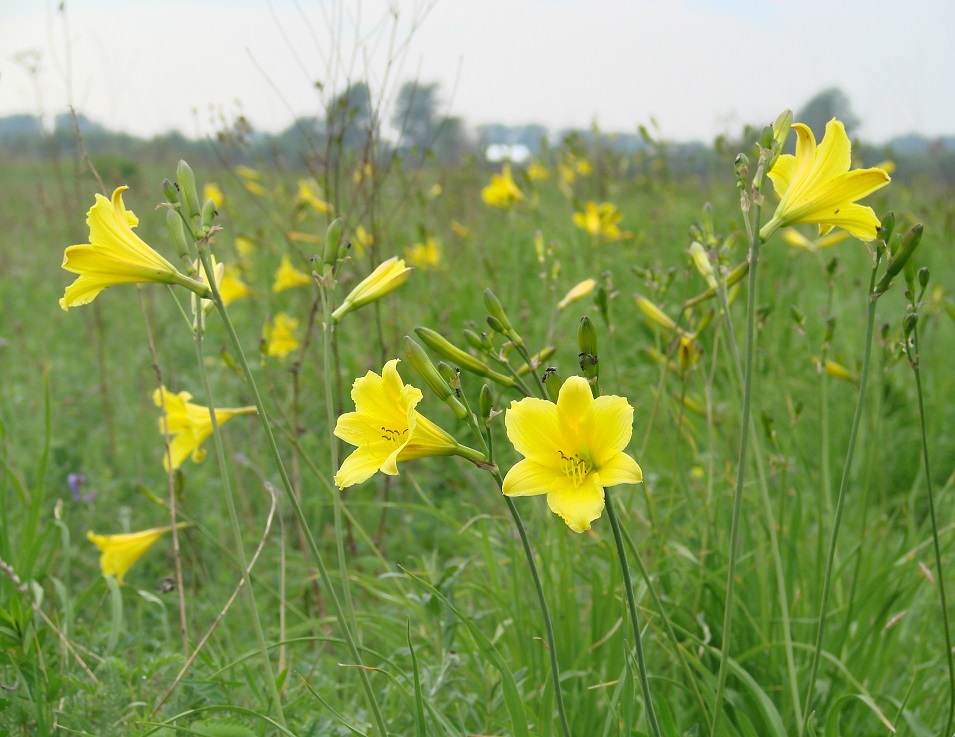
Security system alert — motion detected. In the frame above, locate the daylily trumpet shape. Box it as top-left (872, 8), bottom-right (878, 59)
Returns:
top-left (272, 254), bottom-right (313, 293)
top-left (333, 359), bottom-right (484, 488)
top-left (573, 201), bottom-right (629, 243)
top-left (502, 376), bottom-right (643, 532)
top-left (60, 187), bottom-right (208, 310)
top-left (481, 164), bottom-right (525, 209)
top-left (761, 119), bottom-right (890, 242)
top-left (154, 386), bottom-right (257, 471)
top-left (87, 524), bottom-right (187, 583)
top-left (404, 237), bottom-right (442, 270)
top-left (557, 279), bottom-right (597, 310)
top-left (264, 312), bottom-right (300, 359)
top-left (332, 256), bottom-right (412, 322)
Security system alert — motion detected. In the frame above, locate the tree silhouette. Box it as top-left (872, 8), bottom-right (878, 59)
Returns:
top-left (796, 88), bottom-right (859, 139)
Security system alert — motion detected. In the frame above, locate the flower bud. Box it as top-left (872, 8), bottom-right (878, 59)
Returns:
top-left (486, 315), bottom-right (507, 335)
top-left (332, 256), bottom-right (411, 322)
top-left (162, 178), bottom-right (180, 206)
top-left (403, 336), bottom-right (468, 419)
top-left (463, 328), bottom-right (487, 351)
top-left (415, 327), bottom-right (515, 387)
top-left (557, 279), bottom-right (596, 310)
top-left (176, 160), bottom-right (201, 220)
top-left (165, 209), bottom-right (193, 265)
top-left (634, 294), bottom-right (677, 332)
top-left (541, 367), bottom-right (561, 402)
top-left (877, 212), bottom-right (896, 242)
top-left (324, 217), bottom-right (343, 266)
top-left (484, 289), bottom-right (523, 347)
top-left (517, 346), bottom-right (555, 376)
top-left (876, 223), bottom-right (923, 295)
top-left (200, 198), bottom-right (217, 233)
top-left (578, 316), bottom-right (598, 358)
top-left (437, 361), bottom-right (457, 386)
top-left (479, 384), bottom-right (493, 426)
top-left (689, 241), bottom-right (717, 289)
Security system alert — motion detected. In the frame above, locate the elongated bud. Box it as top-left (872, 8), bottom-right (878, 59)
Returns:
top-left (332, 256), bottom-right (411, 321)
top-left (701, 203), bottom-right (714, 243)
top-left (415, 327), bottom-right (515, 387)
top-left (578, 316), bottom-right (599, 393)
top-left (595, 279), bottom-right (611, 325)
top-left (693, 308), bottom-right (714, 336)
top-left (634, 293), bottom-right (677, 332)
top-left (734, 153), bottom-right (749, 189)
top-left (166, 209), bottom-right (192, 264)
top-left (878, 212), bottom-right (896, 242)
top-left (876, 223), bottom-right (923, 295)
top-left (437, 361), bottom-right (457, 386)
top-left (176, 160), bottom-right (201, 219)
top-left (683, 260), bottom-right (750, 310)
top-left (201, 198), bottom-right (217, 233)
top-left (541, 367), bottom-right (561, 402)
top-left (463, 328), bottom-right (487, 351)
top-left (403, 336), bottom-right (468, 419)
top-left (486, 315), bottom-right (506, 335)
top-left (790, 305), bottom-right (806, 329)
top-left (677, 335), bottom-right (699, 374)
top-left (479, 384), bottom-right (493, 426)
top-left (484, 289), bottom-right (523, 347)
top-left (324, 217), bottom-right (343, 266)
top-left (162, 178), bottom-right (180, 206)
top-left (517, 346), bottom-right (555, 376)
top-left (689, 241), bottom-right (718, 289)
top-left (918, 267), bottom-right (930, 291)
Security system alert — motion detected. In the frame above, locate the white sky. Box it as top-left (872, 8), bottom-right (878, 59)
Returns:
top-left (1, 0), bottom-right (953, 143)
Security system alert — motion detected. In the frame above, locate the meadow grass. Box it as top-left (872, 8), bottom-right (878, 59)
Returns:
top-left (1, 138), bottom-right (954, 737)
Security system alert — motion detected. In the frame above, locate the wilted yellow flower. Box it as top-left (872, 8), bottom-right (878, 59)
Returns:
top-left (677, 335), bottom-right (701, 374)
top-left (87, 524), bottom-right (187, 583)
top-left (527, 161), bottom-right (551, 182)
top-left (334, 359), bottom-right (482, 488)
top-left (332, 256), bottom-right (412, 322)
top-left (780, 228), bottom-right (851, 252)
top-left (557, 279), bottom-right (597, 310)
top-left (503, 376), bottom-right (642, 532)
top-left (295, 179), bottom-right (334, 215)
top-left (60, 187), bottom-right (208, 310)
top-left (264, 312), bottom-right (300, 359)
top-left (404, 237), bottom-right (442, 270)
top-left (482, 164), bottom-right (525, 209)
top-left (154, 386), bottom-right (257, 471)
top-left (203, 183), bottom-right (224, 208)
top-left (272, 254), bottom-right (313, 293)
top-left (761, 119), bottom-right (891, 242)
top-left (572, 201), bottom-right (627, 243)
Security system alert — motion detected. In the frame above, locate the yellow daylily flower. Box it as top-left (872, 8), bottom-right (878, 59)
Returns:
top-left (295, 179), bottom-right (335, 215)
top-left (404, 237), bottom-right (442, 270)
top-left (203, 183), bottom-right (224, 208)
top-left (450, 220), bottom-right (472, 239)
top-left (813, 356), bottom-right (858, 383)
top-left (502, 376), bottom-right (643, 533)
top-left (527, 161), bottom-right (551, 182)
top-left (333, 359), bottom-right (483, 488)
top-left (332, 256), bottom-right (412, 322)
top-left (87, 524), bottom-right (188, 583)
top-left (219, 265), bottom-right (251, 306)
top-left (264, 312), bottom-right (300, 359)
top-left (780, 228), bottom-right (851, 252)
top-left (481, 164), bottom-right (525, 209)
top-left (353, 225), bottom-right (374, 259)
top-left (761, 118), bottom-right (890, 242)
top-left (557, 279), bottom-right (597, 310)
top-left (154, 386), bottom-right (257, 471)
top-left (272, 254), bottom-right (313, 293)
top-left (572, 201), bottom-right (629, 243)
top-left (60, 187), bottom-right (207, 310)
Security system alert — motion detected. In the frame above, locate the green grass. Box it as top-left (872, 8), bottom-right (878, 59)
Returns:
top-left (1, 143), bottom-right (954, 737)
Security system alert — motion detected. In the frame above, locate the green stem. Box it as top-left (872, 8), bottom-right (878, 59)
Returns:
top-left (911, 325), bottom-right (955, 736)
top-left (800, 266), bottom-right (879, 731)
top-left (710, 191), bottom-right (762, 737)
top-left (605, 489), bottom-right (661, 737)
top-left (193, 321), bottom-right (286, 727)
top-left (318, 281), bottom-right (358, 645)
top-left (196, 249), bottom-right (388, 737)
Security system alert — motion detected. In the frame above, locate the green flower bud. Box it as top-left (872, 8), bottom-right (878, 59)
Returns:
top-left (176, 160), bottom-right (201, 219)
top-left (877, 212), bottom-right (896, 242)
top-left (200, 198), bottom-right (217, 233)
top-left (578, 316), bottom-right (598, 358)
top-left (876, 223), bottom-right (923, 295)
top-left (918, 267), bottom-right (930, 291)
top-left (162, 178), bottom-right (180, 206)
top-left (479, 384), bottom-right (493, 426)
top-left (165, 209), bottom-right (192, 265)
top-left (517, 346), bottom-right (555, 376)
top-left (541, 367), bottom-right (561, 402)
top-left (403, 336), bottom-right (468, 419)
top-left (483, 288), bottom-right (523, 347)
top-left (324, 217), bottom-right (343, 266)
top-left (463, 328), bottom-right (490, 352)
top-left (415, 327), bottom-right (515, 387)
top-left (486, 315), bottom-right (506, 335)
top-left (437, 361), bottom-right (457, 387)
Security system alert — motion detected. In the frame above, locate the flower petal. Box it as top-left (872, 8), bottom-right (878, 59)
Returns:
top-left (596, 452), bottom-right (643, 487)
top-left (502, 458), bottom-right (560, 497)
top-left (581, 394), bottom-right (634, 466)
top-left (504, 397), bottom-right (562, 464)
top-left (556, 376), bottom-right (594, 436)
top-left (546, 474), bottom-right (605, 533)
top-left (336, 446), bottom-right (392, 488)
top-left (811, 202), bottom-right (883, 242)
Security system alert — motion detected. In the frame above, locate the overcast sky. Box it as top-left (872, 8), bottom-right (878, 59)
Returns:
top-left (2, 0), bottom-right (952, 143)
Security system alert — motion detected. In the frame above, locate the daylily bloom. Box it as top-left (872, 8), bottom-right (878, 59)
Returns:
top-left (557, 279), bottom-right (597, 310)
top-left (295, 178), bottom-right (335, 215)
top-left (219, 265), bottom-right (251, 306)
top-left (203, 183), bottom-right (224, 208)
top-left (481, 164), bottom-right (525, 209)
top-left (573, 201), bottom-right (628, 243)
top-left (272, 254), bottom-right (313, 293)
top-left (333, 359), bottom-right (484, 488)
top-left (88, 524), bottom-right (187, 583)
top-left (153, 386), bottom-right (257, 471)
top-left (60, 187), bottom-right (208, 310)
top-left (502, 376), bottom-right (642, 533)
top-left (760, 118), bottom-right (890, 242)
top-left (264, 312), bottom-right (300, 359)
top-left (332, 256), bottom-right (412, 322)
top-left (527, 161), bottom-right (551, 182)
top-left (404, 237), bottom-right (442, 270)
top-left (353, 225), bottom-right (374, 259)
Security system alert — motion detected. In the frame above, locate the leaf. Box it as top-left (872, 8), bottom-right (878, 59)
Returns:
top-left (189, 718), bottom-right (258, 737)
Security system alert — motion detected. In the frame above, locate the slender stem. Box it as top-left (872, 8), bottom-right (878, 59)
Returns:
top-left (910, 325), bottom-right (955, 736)
top-left (193, 320), bottom-right (286, 727)
top-left (801, 267), bottom-right (879, 731)
top-left (318, 281), bottom-right (358, 644)
top-left (710, 206), bottom-right (761, 737)
top-left (196, 248), bottom-right (388, 737)
top-left (605, 489), bottom-right (661, 737)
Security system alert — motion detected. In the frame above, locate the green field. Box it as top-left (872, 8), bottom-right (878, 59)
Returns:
top-left (2, 124), bottom-right (954, 737)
